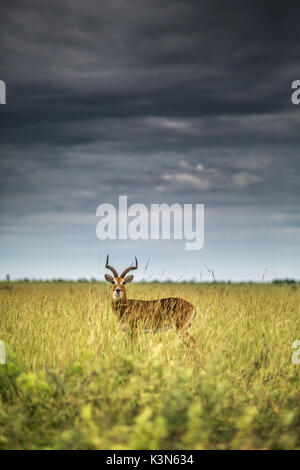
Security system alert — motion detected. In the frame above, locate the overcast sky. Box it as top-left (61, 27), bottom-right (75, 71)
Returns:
top-left (0, 0), bottom-right (300, 281)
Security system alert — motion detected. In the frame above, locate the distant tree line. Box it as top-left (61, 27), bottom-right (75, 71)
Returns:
top-left (1, 276), bottom-right (299, 284)
top-left (271, 278), bottom-right (297, 285)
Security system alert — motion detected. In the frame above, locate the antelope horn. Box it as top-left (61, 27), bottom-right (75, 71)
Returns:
top-left (105, 255), bottom-right (118, 277)
top-left (120, 257), bottom-right (138, 278)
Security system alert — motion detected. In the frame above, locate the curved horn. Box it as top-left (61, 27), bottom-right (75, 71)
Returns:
top-left (105, 255), bottom-right (118, 277)
top-left (120, 257), bottom-right (138, 279)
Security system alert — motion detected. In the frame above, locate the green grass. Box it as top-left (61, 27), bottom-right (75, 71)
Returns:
top-left (0, 281), bottom-right (300, 449)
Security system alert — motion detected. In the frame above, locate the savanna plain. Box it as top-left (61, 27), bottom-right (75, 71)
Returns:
top-left (0, 281), bottom-right (299, 449)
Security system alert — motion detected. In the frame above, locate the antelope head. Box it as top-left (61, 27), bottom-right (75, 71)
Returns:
top-left (105, 255), bottom-right (138, 302)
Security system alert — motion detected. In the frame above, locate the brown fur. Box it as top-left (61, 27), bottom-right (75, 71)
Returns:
top-left (107, 275), bottom-right (196, 346)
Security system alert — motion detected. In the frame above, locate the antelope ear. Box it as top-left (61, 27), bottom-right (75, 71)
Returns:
top-left (123, 274), bottom-right (134, 284)
top-left (105, 274), bottom-right (114, 283)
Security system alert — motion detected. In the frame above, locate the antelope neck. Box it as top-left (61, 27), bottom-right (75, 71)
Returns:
top-left (112, 292), bottom-right (128, 308)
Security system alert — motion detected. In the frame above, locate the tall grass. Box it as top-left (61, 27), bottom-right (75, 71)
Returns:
top-left (0, 281), bottom-right (299, 449)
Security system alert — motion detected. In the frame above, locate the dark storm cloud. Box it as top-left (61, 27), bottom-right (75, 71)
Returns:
top-left (1, 0), bottom-right (300, 221)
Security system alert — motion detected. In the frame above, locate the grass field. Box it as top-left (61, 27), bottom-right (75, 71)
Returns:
top-left (0, 280), bottom-right (299, 449)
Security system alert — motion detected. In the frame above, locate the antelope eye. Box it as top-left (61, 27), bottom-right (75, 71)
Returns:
top-left (112, 280), bottom-right (116, 285)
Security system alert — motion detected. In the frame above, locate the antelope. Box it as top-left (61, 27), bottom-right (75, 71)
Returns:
top-left (104, 255), bottom-right (196, 345)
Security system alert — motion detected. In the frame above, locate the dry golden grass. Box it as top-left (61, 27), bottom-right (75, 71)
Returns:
top-left (0, 281), bottom-right (299, 449)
